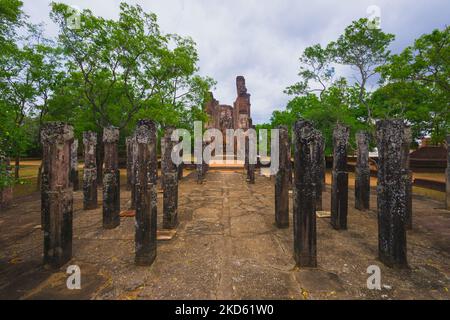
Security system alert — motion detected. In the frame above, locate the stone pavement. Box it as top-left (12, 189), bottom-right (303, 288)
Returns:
top-left (0, 169), bottom-right (449, 299)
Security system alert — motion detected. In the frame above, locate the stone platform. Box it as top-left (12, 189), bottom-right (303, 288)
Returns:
top-left (0, 170), bottom-right (449, 299)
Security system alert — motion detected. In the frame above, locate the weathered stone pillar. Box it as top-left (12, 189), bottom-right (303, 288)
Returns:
top-left (126, 133), bottom-right (138, 210)
top-left (245, 133), bottom-right (256, 184)
top-left (275, 126), bottom-right (290, 228)
top-left (402, 126), bottom-right (413, 230)
top-left (134, 120), bottom-right (157, 266)
top-left (293, 120), bottom-right (319, 268)
top-left (312, 133), bottom-right (325, 211)
top-left (203, 141), bottom-right (209, 175)
top-left (447, 135), bottom-right (450, 211)
top-left (41, 122), bottom-right (74, 268)
top-left (102, 126), bottom-right (120, 229)
top-left (322, 155), bottom-right (326, 192)
top-left (376, 119), bottom-right (408, 268)
top-left (197, 141), bottom-right (207, 184)
top-left (0, 156), bottom-right (13, 209)
top-left (162, 126), bottom-right (179, 229)
top-left (177, 147), bottom-right (184, 180)
top-left (126, 135), bottom-right (134, 191)
top-left (355, 131), bottom-right (370, 211)
top-left (96, 131), bottom-right (104, 183)
top-left (330, 123), bottom-right (349, 230)
top-left (82, 132), bottom-right (98, 210)
top-left (197, 162), bottom-right (203, 184)
top-left (69, 139), bottom-right (79, 191)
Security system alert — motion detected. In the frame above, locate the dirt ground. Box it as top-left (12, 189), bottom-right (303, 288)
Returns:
top-left (0, 168), bottom-right (449, 300)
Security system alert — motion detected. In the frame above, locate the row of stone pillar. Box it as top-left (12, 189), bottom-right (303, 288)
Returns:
top-left (40, 121), bottom-right (180, 268)
top-left (275, 119), bottom-right (417, 269)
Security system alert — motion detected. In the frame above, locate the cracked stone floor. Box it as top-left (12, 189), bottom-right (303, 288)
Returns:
top-left (0, 169), bottom-right (449, 300)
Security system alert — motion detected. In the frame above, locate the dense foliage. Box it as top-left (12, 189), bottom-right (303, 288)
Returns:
top-left (0, 1), bottom-right (215, 187)
top-left (274, 18), bottom-right (449, 154)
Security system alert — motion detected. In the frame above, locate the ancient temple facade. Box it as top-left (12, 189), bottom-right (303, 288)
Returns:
top-left (205, 76), bottom-right (252, 135)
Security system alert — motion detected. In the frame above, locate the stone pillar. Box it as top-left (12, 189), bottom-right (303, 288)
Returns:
top-left (402, 126), bottom-right (413, 230)
top-left (82, 132), bottom-right (98, 210)
top-left (355, 131), bottom-right (370, 211)
top-left (102, 126), bottom-right (120, 229)
top-left (203, 141), bottom-right (209, 175)
top-left (245, 132), bottom-right (255, 184)
top-left (330, 123), bottom-right (349, 230)
top-left (126, 135), bottom-right (134, 191)
top-left (293, 120), bottom-right (319, 268)
top-left (41, 122), bottom-right (74, 268)
top-left (126, 133), bottom-right (138, 210)
top-left (96, 131), bottom-right (104, 183)
top-left (376, 119), bottom-right (408, 268)
top-left (196, 162), bottom-right (203, 184)
top-left (447, 135), bottom-right (450, 211)
top-left (312, 133), bottom-right (325, 211)
top-left (177, 147), bottom-right (184, 180)
top-left (134, 120), bottom-right (157, 266)
top-left (0, 156), bottom-right (13, 209)
top-left (322, 155), bottom-right (326, 192)
top-left (275, 125), bottom-right (290, 228)
top-left (197, 141), bottom-right (207, 184)
top-left (162, 126), bottom-right (179, 229)
top-left (69, 139), bottom-right (79, 191)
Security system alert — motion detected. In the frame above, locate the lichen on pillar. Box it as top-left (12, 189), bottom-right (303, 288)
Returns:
top-left (355, 131), bottom-right (370, 211)
top-left (376, 119), bottom-right (408, 268)
top-left (102, 126), bottom-right (120, 229)
top-left (162, 126), bottom-right (179, 229)
top-left (83, 131), bottom-right (98, 210)
top-left (330, 123), bottom-right (349, 230)
top-left (41, 122), bottom-right (74, 268)
top-left (134, 120), bottom-right (157, 266)
top-left (293, 119), bottom-right (319, 268)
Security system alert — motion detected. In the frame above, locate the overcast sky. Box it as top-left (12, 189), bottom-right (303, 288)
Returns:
top-left (22, 0), bottom-right (449, 124)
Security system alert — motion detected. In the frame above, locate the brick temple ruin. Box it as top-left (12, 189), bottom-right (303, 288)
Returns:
top-left (204, 76), bottom-right (253, 134)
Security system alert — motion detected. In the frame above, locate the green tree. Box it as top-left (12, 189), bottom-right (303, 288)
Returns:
top-left (0, 31), bottom-right (64, 178)
top-left (376, 26), bottom-right (449, 143)
top-left (0, 0), bottom-right (24, 189)
top-left (328, 18), bottom-right (395, 124)
top-left (50, 2), bottom-right (214, 130)
top-left (284, 44), bottom-right (335, 99)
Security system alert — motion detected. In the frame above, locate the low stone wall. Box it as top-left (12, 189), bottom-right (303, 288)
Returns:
top-left (413, 178), bottom-right (446, 192)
